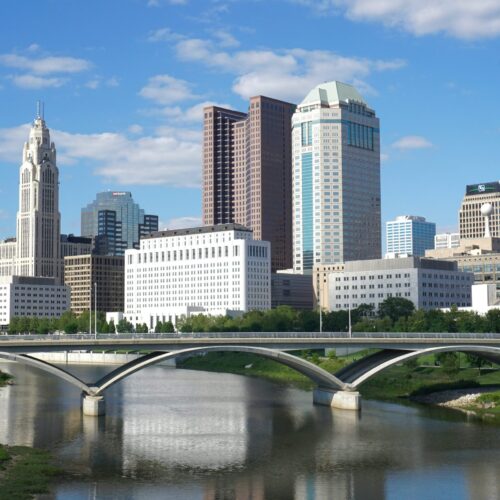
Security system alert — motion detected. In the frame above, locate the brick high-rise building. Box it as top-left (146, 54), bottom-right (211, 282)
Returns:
top-left (202, 96), bottom-right (295, 271)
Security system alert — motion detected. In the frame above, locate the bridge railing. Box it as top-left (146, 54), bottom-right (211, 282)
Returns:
top-left (1, 332), bottom-right (500, 341)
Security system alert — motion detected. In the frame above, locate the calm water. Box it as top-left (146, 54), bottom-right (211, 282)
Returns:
top-left (0, 362), bottom-right (500, 500)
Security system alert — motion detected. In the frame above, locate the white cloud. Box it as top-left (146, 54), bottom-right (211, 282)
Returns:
top-left (391, 135), bottom-right (433, 150)
top-left (85, 79), bottom-right (100, 89)
top-left (84, 76), bottom-right (119, 90)
top-left (161, 101), bottom-right (231, 123)
top-left (106, 77), bottom-right (119, 87)
top-left (297, 0), bottom-right (500, 39)
top-left (139, 74), bottom-right (198, 104)
top-left (160, 216), bottom-right (202, 230)
top-left (0, 54), bottom-right (91, 74)
top-left (174, 38), bottom-right (404, 102)
top-left (10, 74), bottom-right (67, 89)
top-left (128, 124), bottom-right (144, 135)
top-left (0, 123), bottom-right (201, 188)
top-left (213, 30), bottom-right (240, 48)
top-left (147, 27), bottom-right (185, 42)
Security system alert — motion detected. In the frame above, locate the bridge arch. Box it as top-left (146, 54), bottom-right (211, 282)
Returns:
top-left (0, 352), bottom-right (91, 393)
top-left (91, 345), bottom-right (348, 395)
top-left (347, 345), bottom-right (500, 389)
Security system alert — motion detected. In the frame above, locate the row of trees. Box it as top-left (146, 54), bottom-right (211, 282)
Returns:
top-left (6, 297), bottom-right (500, 334)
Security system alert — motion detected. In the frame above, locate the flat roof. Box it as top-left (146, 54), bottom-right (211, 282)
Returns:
top-left (145, 223), bottom-right (252, 239)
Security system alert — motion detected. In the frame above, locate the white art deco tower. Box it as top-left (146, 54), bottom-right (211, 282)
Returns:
top-left (15, 111), bottom-right (61, 282)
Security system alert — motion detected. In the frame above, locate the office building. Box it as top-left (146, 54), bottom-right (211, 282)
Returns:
top-left (0, 276), bottom-right (69, 327)
top-left (0, 239), bottom-right (16, 277)
top-left (327, 256), bottom-right (473, 312)
top-left (386, 215), bottom-right (436, 257)
top-left (435, 232), bottom-right (460, 249)
top-left (292, 81), bottom-right (381, 274)
top-left (124, 224), bottom-right (271, 330)
top-left (460, 181), bottom-right (500, 239)
top-left (203, 96), bottom-right (295, 271)
top-left (81, 191), bottom-right (158, 256)
top-left (271, 272), bottom-right (313, 310)
top-left (15, 112), bottom-right (62, 282)
top-left (64, 254), bottom-right (124, 315)
top-left (60, 234), bottom-right (93, 257)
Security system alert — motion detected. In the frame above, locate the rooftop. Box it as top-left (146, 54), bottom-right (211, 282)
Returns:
top-left (299, 81), bottom-right (367, 108)
top-left (145, 223), bottom-right (252, 239)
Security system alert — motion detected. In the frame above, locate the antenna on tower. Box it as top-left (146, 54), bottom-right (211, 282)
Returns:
top-left (36, 100), bottom-right (41, 119)
top-left (41, 101), bottom-right (45, 119)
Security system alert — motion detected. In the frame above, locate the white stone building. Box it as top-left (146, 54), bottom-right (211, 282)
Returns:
top-left (327, 256), bottom-right (473, 312)
top-left (0, 276), bottom-right (69, 327)
top-left (434, 232), bottom-right (460, 249)
top-left (292, 81), bottom-right (381, 274)
top-left (124, 224), bottom-right (271, 329)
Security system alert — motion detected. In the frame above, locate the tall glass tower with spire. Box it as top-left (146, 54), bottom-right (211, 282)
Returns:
top-left (292, 81), bottom-right (381, 274)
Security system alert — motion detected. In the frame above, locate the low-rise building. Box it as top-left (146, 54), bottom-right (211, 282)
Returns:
top-left (64, 254), bottom-right (124, 315)
top-left (327, 256), bottom-right (473, 312)
top-left (313, 263), bottom-right (345, 310)
top-left (434, 232), bottom-right (460, 249)
top-left (0, 276), bottom-right (69, 327)
top-left (271, 271), bottom-right (313, 310)
top-left (124, 224), bottom-right (271, 330)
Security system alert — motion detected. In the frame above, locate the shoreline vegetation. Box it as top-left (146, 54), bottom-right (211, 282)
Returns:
top-left (0, 444), bottom-right (61, 500)
top-left (0, 371), bottom-right (12, 387)
top-left (178, 350), bottom-right (500, 421)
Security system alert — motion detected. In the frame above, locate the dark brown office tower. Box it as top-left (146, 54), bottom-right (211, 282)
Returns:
top-left (202, 97), bottom-right (295, 271)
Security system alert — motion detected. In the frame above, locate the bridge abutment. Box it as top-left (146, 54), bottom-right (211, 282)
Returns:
top-left (313, 388), bottom-right (361, 411)
top-left (82, 394), bottom-right (105, 416)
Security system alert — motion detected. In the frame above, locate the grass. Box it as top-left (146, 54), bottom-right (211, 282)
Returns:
top-left (0, 444), bottom-right (61, 500)
top-left (0, 371), bottom-right (12, 387)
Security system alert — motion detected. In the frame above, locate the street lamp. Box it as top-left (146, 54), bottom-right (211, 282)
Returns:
top-left (94, 282), bottom-right (97, 339)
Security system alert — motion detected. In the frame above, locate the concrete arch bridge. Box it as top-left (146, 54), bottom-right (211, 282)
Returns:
top-left (1, 340), bottom-right (500, 416)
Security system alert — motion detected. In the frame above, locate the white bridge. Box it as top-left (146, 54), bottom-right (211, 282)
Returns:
top-left (1, 332), bottom-right (499, 416)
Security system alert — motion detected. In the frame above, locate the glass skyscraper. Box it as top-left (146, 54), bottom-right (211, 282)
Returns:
top-left (292, 81), bottom-right (381, 274)
top-left (81, 192), bottom-right (158, 256)
top-left (386, 215), bottom-right (436, 257)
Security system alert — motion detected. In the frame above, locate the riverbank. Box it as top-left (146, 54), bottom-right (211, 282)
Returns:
top-left (0, 444), bottom-right (61, 499)
top-left (178, 351), bottom-right (500, 408)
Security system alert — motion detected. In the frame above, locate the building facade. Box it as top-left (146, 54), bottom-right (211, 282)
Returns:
top-left (460, 181), bottom-right (500, 239)
top-left (435, 232), bottom-right (460, 249)
top-left (0, 239), bottom-right (16, 277)
top-left (386, 215), bottom-right (436, 257)
top-left (15, 114), bottom-right (62, 282)
top-left (327, 256), bottom-right (473, 312)
top-left (292, 81), bottom-right (381, 274)
top-left (81, 191), bottom-right (158, 256)
top-left (271, 272), bottom-right (313, 310)
top-left (203, 97), bottom-right (295, 271)
top-left (64, 254), bottom-right (124, 315)
top-left (0, 276), bottom-right (69, 327)
top-left (60, 234), bottom-right (93, 258)
top-left (124, 224), bottom-right (271, 330)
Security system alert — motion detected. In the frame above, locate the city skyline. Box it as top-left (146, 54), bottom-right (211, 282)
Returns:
top-left (1, 1), bottom-right (500, 242)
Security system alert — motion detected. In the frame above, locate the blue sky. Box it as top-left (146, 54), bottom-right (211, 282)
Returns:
top-left (1, 0), bottom-right (500, 244)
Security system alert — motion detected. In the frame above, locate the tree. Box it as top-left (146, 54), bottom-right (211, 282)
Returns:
top-left (466, 353), bottom-right (490, 376)
top-left (108, 320), bottom-right (116, 334)
top-left (435, 352), bottom-right (460, 375)
top-left (378, 297), bottom-right (415, 323)
top-left (116, 318), bottom-right (134, 333)
top-left (8, 317), bottom-right (20, 334)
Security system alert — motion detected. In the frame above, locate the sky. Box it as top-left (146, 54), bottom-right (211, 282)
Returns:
top-left (1, 0), bottom-right (500, 244)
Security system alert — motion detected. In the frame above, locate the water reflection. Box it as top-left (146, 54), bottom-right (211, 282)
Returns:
top-left (1, 362), bottom-right (500, 499)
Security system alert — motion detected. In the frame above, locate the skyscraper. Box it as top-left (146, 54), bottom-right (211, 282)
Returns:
top-left (81, 192), bottom-right (158, 256)
top-left (15, 112), bottom-right (62, 282)
top-left (292, 81), bottom-right (381, 274)
top-left (460, 181), bottom-right (500, 239)
top-left (386, 215), bottom-right (436, 257)
top-left (202, 96), bottom-right (295, 271)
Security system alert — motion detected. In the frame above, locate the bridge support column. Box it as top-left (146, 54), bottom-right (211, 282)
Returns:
top-left (82, 394), bottom-right (105, 416)
top-left (313, 388), bottom-right (361, 411)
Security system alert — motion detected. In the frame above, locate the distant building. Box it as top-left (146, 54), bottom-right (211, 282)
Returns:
top-left (327, 256), bottom-right (473, 312)
top-left (0, 239), bottom-right (16, 277)
top-left (81, 191), bottom-right (158, 256)
top-left (434, 232), bottom-right (460, 249)
top-left (460, 181), bottom-right (500, 239)
top-left (271, 272), bottom-right (313, 310)
top-left (0, 276), bottom-right (69, 327)
top-left (292, 81), bottom-right (381, 274)
top-left (60, 234), bottom-right (93, 257)
top-left (313, 263), bottom-right (345, 310)
top-left (124, 224), bottom-right (271, 330)
top-left (386, 215), bottom-right (436, 257)
top-left (64, 254), bottom-right (124, 315)
top-left (203, 97), bottom-right (295, 271)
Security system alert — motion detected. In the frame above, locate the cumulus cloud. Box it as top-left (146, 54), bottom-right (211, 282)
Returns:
top-left (160, 101), bottom-right (231, 123)
top-left (147, 27), bottom-right (185, 42)
top-left (160, 216), bottom-right (202, 230)
top-left (391, 135), bottom-right (433, 150)
top-left (212, 30), bottom-right (240, 48)
top-left (0, 123), bottom-right (201, 188)
top-left (10, 74), bottom-right (67, 89)
top-left (139, 74), bottom-right (199, 104)
top-left (0, 54), bottom-right (91, 74)
top-left (297, 0), bottom-right (500, 39)
top-left (174, 38), bottom-right (404, 102)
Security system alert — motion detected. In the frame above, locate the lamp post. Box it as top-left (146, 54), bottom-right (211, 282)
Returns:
top-left (348, 300), bottom-right (352, 338)
top-left (89, 287), bottom-right (92, 335)
top-left (94, 282), bottom-right (97, 339)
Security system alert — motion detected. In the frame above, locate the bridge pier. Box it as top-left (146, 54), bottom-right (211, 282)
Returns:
top-left (82, 394), bottom-right (105, 416)
top-left (313, 388), bottom-right (361, 411)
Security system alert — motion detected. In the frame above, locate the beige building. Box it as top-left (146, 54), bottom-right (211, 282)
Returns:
top-left (202, 96), bottom-right (295, 271)
top-left (64, 254), bottom-right (124, 315)
top-left (460, 181), bottom-right (500, 239)
top-left (313, 263), bottom-right (345, 310)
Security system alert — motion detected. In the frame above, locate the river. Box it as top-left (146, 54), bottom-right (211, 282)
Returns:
top-left (0, 362), bottom-right (500, 499)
